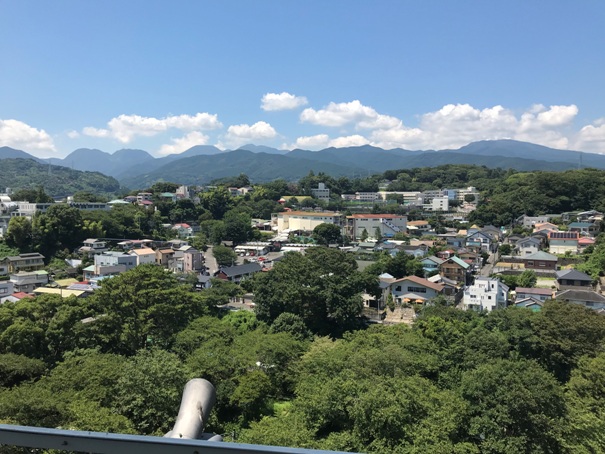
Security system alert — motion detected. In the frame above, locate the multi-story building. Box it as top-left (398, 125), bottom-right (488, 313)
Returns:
top-left (1, 253), bottom-right (45, 273)
top-left (462, 277), bottom-right (509, 312)
top-left (272, 211), bottom-right (345, 234)
top-left (310, 183), bottom-right (330, 201)
top-left (345, 214), bottom-right (407, 240)
top-left (88, 251), bottom-right (137, 279)
top-left (10, 270), bottom-right (49, 293)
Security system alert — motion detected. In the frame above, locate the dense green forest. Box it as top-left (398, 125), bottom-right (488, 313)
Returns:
top-left (0, 255), bottom-right (604, 453)
top-left (0, 158), bottom-right (121, 198)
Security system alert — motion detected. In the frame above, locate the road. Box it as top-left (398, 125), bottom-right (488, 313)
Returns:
top-left (479, 250), bottom-right (499, 277)
top-left (204, 246), bottom-right (219, 275)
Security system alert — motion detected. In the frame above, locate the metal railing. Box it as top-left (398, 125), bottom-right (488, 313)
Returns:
top-left (0, 424), bottom-right (348, 454)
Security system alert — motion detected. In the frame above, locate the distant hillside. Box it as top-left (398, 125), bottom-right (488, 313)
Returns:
top-left (0, 158), bottom-right (121, 198)
top-left (3, 139), bottom-right (605, 190)
top-left (119, 150), bottom-right (369, 188)
top-left (45, 148), bottom-right (155, 177)
top-left (0, 146), bottom-right (41, 161)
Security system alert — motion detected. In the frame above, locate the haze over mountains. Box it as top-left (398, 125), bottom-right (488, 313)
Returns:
top-left (0, 140), bottom-right (601, 189)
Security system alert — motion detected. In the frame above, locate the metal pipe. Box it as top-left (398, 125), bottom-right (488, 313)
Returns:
top-left (165, 378), bottom-right (216, 440)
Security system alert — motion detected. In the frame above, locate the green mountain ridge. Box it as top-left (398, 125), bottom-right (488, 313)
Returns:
top-left (0, 158), bottom-right (121, 198)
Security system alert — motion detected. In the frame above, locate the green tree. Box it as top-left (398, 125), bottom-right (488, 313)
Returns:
top-left (86, 264), bottom-right (209, 354)
top-left (270, 312), bottom-right (312, 342)
top-left (459, 358), bottom-right (564, 453)
top-left (312, 223), bottom-right (342, 246)
top-left (114, 349), bottom-right (187, 434)
top-left (498, 243), bottom-right (512, 255)
top-left (32, 204), bottom-right (84, 257)
top-left (223, 210), bottom-right (254, 245)
top-left (11, 186), bottom-right (53, 203)
top-left (517, 270), bottom-right (537, 288)
top-left (562, 352), bottom-right (605, 452)
top-left (251, 248), bottom-right (364, 337)
top-left (360, 228), bottom-right (369, 242)
top-left (212, 244), bottom-right (237, 267)
top-left (200, 187), bottom-right (233, 219)
top-left (4, 216), bottom-right (33, 251)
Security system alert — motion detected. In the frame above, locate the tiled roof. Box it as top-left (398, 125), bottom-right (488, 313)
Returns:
top-left (391, 275), bottom-right (444, 292)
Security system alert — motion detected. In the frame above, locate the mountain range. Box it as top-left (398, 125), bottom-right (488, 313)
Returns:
top-left (0, 140), bottom-right (601, 189)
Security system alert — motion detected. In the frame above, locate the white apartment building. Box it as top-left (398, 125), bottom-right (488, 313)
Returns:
top-left (425, 196), bottom-right (449, 211)
top-left (462, 277), bottom-right (509, 312)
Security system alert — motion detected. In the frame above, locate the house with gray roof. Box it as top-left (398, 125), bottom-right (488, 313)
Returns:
top-left (555, 289), bottom-right (605, 311)
top-left (215, 262), bottom-right (263, 283)
top-left (555, 269), bottom-right (593, 291)
top-left (522, 251), bottom-right (558, 271)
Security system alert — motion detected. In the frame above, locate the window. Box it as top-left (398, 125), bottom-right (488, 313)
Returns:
top-left (407, 286), bottom-right (427, 293)
top-left (395, 286), bottom-right (402, 292)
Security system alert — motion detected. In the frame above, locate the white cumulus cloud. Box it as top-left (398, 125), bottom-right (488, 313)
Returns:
top-left (573, 118), bottom-right (605, 153)
top-left (371, 103), bottom-right (579, 150)
top-left (158, 131), bottom-right (210, 156)
top-left (82, 113), bottom-right (222, 143)
top-left (300, 100), bottom-right (400, 130)
top-left (328, 135), bottom-right (370, 148)
top-left (224, 121), bottom-right (277, 148)
top-left (0, 119), bottom-right (56, 151)
top-left (261, 92), bottom-right (308, 111)
top-left (291, 134), bottom-right (331, 150)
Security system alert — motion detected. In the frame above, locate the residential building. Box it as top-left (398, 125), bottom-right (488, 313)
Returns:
top-left (548, 231), bottom-right (579, 254)
top-left (555, 269), bottom-right (593, 291)
top-left (439, 256), bottom-right (471, 284)
top-left (1, 253), bottom-right (45, 273)
top-left (215, 262), bottom-right (263, 283)
top-left (514, 299), bottom-right (544, 311)
top-left (515, 237), bottom-right (541, 256)
top-left (92, 251), bottom-right (137, 277)
top-left (426, 196), bottom-right (449, 211)
top-left (172, 223), bottom-right (194, 238)
top-left (523, 251), bottom-right (558, 271)
top-left (461, 277), bottom-right (509, 312)
top-left (345, 214), bottom-right (407, 240)
top-left (310, 183), bottom-right (330, 201)
top-left (427, 274), bottom-right (458, 296)
top-left (182, 248), bottom-right (204, 272)
top-left (514, 287), bottom-right (553, 303)
top-left (129, 247), bottom-right (156, 266)
top-left (465, 231), bottom-right (493, 252)
top-left (533, 222), bottom-right (559, 233)
top-left (10, 270), bottom-right (49, 293)
top-left (387, 275), bottom-right (444, 305)
top-left (79, 239), bottom-right (109, 256)
top-left (272, 211), bottom-right (344, 234)
top-left (156, 248), bottom-right (176, 267)
top-left (568, 222), bottom-right (598, 236)
top-left (555, 289), bottom-right (605, 311)
top-left (421, 256), bottom-right (445, 274)
top-left (517, 215), bottom-right (550, 229)
top-left (407, 220), bottom-right (431, 234)
top-left (0, 280), bottom-right (14, 300)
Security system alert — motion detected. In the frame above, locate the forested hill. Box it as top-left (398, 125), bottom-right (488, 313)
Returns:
top-left (0, 158), bottom-right (121, 198)
top-left (469, 168), bottom-right (605, 225)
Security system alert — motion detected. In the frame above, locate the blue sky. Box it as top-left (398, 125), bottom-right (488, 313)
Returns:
top-left (1, 1), bottom-right (604, 157)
